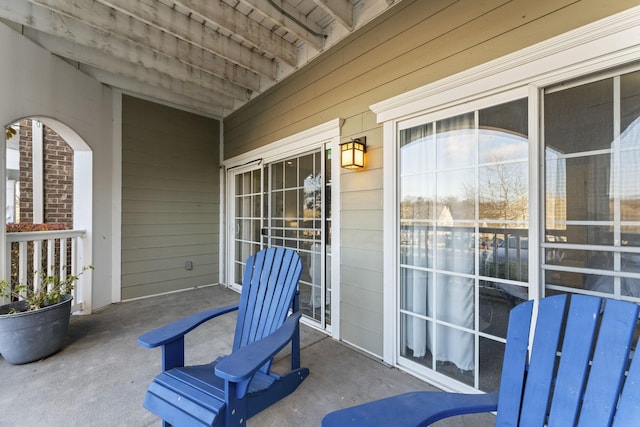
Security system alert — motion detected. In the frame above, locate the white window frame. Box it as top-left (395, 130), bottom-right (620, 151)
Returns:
top-left (372, 6), bottom-right (640, 373)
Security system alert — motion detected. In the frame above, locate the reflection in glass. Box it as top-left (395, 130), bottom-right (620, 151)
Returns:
top-left (436, 113), bottom-right (475, 169)
top-left (479, 337), bottom-right (505, 392)
top-left (435, 228), bottom-right (474, 273)
top-left (400, 123), bottom-right (434, 173)
top-left (621, 70), bottom-right (640, 132)
top-left (400, 222), bottom-right (432, 269)
top-left (620, 71), bottom-right (640, 223)
top-left (252, 169), bottom-right (261, 193)
top-left (436, 169), bottom-right (475, 220)
top-left (284, 158), bottom-right (297, 188)
top-left (400, 313), bottom-right (433, 367)
top-left (235, 174), bottom-right (243, 196)
top-left (548, 154), bottom-right (611, 223)
top-left (478, 285), bottom-right (513, 339)
top-left (271, 191), bottom-right (283, 218)
top-left (272, 162), bottom-right (283, 190)
top-left (435, 324), bottom-right (474, 386)
top-left (401, 173), bottom-right (434, 219)
top-left (242, 172), bottom-right (251, 195)
top-left (435, 273), bottom-right (474, 329)
top-left (479, 162), bottom-right (528, 221)
top-left (284, 189), bottom-right (297, 219)
top-left (621, 252), bottom-right (640, 273)
top-left (252, 195), bottom-right (261, 217)
top-left (545, 79), bottom-right (613, 154)
top-left (481, 231), bottom-right (528, 283)
top-left (303, 169), bottom-right (321, 221)
top-left (479, 98), bottom-right (528, 158)
top-left (400, 268), bottom-right (432, 317)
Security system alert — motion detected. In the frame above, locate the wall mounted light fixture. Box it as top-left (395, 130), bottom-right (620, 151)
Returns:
top-left (340, 137), bottom-right (366, 169)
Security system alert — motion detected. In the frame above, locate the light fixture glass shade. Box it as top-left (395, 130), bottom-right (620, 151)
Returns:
top-left (340, 138), bottom-right (366, 169)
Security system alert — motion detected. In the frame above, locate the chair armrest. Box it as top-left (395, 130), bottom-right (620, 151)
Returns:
top-left (138, 303), bottom-right (239, 348)
top-left (322, 390), bottom-right (499, 426)
top-left (215, 311), bottom-right (302, 383)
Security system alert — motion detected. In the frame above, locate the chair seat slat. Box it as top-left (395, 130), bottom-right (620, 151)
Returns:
top-left (146, 375), bottom-right (224, 427)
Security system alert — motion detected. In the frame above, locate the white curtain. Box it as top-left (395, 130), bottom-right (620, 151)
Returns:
top-left (402, 118), bottom-right (475, 372)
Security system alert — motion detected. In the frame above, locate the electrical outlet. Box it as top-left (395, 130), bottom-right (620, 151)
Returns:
top-left (185, 261), bottom-right (193, 270)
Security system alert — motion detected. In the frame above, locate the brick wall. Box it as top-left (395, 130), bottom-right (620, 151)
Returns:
top-left (18, 119), bottom-right (73, 225)
top-left (18, 120), bottom-right (33, 222)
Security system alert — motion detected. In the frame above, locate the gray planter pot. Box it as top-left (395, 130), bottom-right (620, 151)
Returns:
top-left (0, 294), bottom-right (73, 364)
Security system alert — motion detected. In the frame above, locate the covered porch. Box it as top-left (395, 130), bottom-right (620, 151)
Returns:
top-left (0, 285), bottom-right (494, 426)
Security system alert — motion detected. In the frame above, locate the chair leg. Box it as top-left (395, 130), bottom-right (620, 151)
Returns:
top-left (291, 291), bottom-right (301, 370)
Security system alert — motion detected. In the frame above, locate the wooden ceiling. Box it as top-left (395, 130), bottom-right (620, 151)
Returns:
top-left (0, 0), bottom-right (399, 118)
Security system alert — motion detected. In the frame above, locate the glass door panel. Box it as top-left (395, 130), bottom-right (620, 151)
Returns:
top-left (229, 145), bottom-right (332, 330)
top-left (265, 150), bottom-right (330, 327)
top-left (398, 98), bottom-right (528, 391)
top-left (229, 167), bottom-right (263, 290)
top-left (543, 70), bottom-right (640, 303)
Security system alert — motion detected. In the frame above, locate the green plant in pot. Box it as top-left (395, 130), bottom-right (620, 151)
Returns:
top-left (0, 265), bottom-right (92, 364)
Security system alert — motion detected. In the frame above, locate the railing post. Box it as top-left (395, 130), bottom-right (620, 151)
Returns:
top-left (47, 238), bottom-right (55, 283)
top-left (2, 241), bottom-right (9, 305)
top-left (18, 241), bottom-right (27, 299)
top-left (73, 234), bottom-right (81, 313)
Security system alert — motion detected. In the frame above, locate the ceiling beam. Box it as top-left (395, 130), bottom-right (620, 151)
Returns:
top-left (22, 26), bottom-right (247, 104)
top-left (80, 65), bottom-right (230, 119)
top-left (28, 0), bottom-right (274, 81)
top-left (0, 2), bottom-right (250, 100)
top-left (241, 0), bottom-right (326, 51)
top-left (98, 0), bottom-right (297, 67)
top-left (311, 0), bottom-right (353, 30)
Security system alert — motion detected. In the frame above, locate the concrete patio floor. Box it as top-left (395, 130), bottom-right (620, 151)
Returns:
top-left (0, 285), bottom-right (495, 426)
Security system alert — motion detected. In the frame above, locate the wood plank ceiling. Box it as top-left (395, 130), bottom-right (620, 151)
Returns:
top-left (0, 0), bottom-right (400, 118)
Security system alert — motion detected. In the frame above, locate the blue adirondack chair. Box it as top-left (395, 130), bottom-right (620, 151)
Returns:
top-left (138, 247), bottom-right (309, 427)
top-left (323, 294), bottom-right (640, 426)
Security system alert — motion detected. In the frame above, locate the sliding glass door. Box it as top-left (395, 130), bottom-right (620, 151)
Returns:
top-left (228, 146), bottom-right (332, 330)
top-left (398, 97), bottom-right (529, 390)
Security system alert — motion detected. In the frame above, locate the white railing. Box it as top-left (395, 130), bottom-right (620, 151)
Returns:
top-left (4, 229), bottom-right (88, 314)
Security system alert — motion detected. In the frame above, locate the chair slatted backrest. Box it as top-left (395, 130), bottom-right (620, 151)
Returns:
top-left (579, 299), bottom-right (638, 426)
top-left (496, 294), bottom-right (640, 427)
top-left (232, 247), bottom-right (302, 355)
top-left (613, 327), bottom-right (640, 426)
top-left (546, 296), bottom-right (601, 426)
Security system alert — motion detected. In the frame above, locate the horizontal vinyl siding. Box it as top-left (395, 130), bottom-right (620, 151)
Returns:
top-left (223, 0), bottom-right (637, 356)
top-left (122, 95), bottom-right (221, 300)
